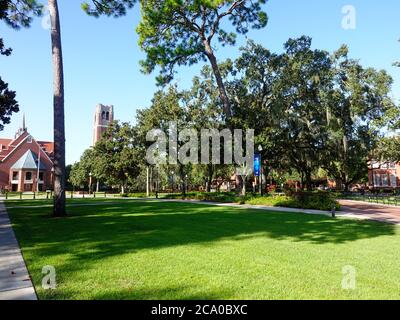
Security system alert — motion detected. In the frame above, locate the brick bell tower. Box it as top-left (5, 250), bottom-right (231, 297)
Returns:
top-left (93, 104), bottom-right (114, 146)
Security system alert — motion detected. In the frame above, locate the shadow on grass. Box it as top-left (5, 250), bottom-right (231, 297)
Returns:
top-left (9, 200), bottom-right (396, 248)
top-left (7, 200), bottom-right (397, 299)
top-left (40, 284), bottom-right (233, 300)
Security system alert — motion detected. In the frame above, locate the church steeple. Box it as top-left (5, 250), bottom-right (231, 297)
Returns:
top-left (22, 113), bottom-right (27, 132)
top-left (14, 113), bottom-right (28, 139)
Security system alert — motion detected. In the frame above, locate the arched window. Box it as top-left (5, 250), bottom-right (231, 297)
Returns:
top-left (106, 112), bottom-right (110, 121)
top-left (102, 111), bottom-right (106, 120)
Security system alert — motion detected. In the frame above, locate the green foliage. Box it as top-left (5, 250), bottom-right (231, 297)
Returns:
top-left (0, 77), bottom-right (19, 131)
top-left (0, 38), bottom-right (12, 56)
top-left (136, 0), bottom-right (268, 85)
top-left (70, 122), bottom-right (144, 192)
top-left (69, 149), bottom-right (96, 188)
top-left (248, 192), bottom-right (340, 211)
top-left (164, 191), bottom-right (239, 203)
top-left (230, 37), bottom-right (400, 190)
top-left (93, 121), bottom-right (143, 191)
top-left (163, 190), bottom-right (340, 211)
top-left (81, 0), bottom-right (136, 17)
top-left (373, 137), bottom-right (400, 162)
top-left (0, 0), bottom-right (43, 29)
top-left (83, 0), bottom-right (268, 118)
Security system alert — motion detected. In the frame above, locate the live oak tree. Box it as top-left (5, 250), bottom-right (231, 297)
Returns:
top-left (69, 149), bottom-right (97, 189)
top-left (82, 0), bottom-right (268, 120)
top-left (92, 121), bottom-right (142, 194)
top-left (136, 86), bottom-right (191, 195)
top-left (231, 37), bottom-right (332, 190)
top-left (321, 46), bottom-right (398, 191)
top-left (230, 37), bottom-right (400, 191)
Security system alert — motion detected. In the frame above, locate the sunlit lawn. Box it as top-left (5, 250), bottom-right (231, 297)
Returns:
top-left (6, 199), bottom-right (400, 300)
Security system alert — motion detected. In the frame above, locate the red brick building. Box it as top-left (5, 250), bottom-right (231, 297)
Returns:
top-left (0, 120), bottom-right (54, 192)
top-left (368, 161), bottom-right (400, 190)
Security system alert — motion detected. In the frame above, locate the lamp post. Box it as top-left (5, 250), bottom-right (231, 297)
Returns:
top-left (258, 145), bottom-right (263, 196)
top-left (89, 172), bottom-right (93, 195)
top-left (171, 171), bottom-right (175, 193)
top-left (155, 165), bottom-right (159, 199)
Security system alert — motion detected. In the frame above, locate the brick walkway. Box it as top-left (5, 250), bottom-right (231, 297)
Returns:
top-left (339, 200), bottom-right (400, 225)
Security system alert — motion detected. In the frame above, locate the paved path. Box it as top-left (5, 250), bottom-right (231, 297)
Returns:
top-left (157, 199), bottom-right (400, 225)
top-left (0, 202), bottom-right (36, 300)
top-left (339, 200), bottom-right (400, 225)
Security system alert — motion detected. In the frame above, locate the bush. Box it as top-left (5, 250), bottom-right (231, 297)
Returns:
top-left (279, 191), bottom-right (340, 211)
top-left (160, 191), bottom-right (340, 211)
top-left (246, 192), bottom-right (340, 211)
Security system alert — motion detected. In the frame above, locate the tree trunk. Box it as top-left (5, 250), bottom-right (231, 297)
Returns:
top-left (49, 0), bottom-right (66, 217)
top-left (305, 172), bottom-right (313, 191)
top-left (207, 164), bottom-right (213, 192)
top-left (241, 176), bottom-right (246, 196)
top-left (204, 41), bottom-right (232, 119)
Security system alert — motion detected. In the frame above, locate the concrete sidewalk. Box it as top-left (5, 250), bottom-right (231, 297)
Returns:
top-left (0, 202), bottom-right (37, 300)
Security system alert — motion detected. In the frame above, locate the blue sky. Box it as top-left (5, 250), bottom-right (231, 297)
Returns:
top-left (0, 0), bottom-right (399, 164)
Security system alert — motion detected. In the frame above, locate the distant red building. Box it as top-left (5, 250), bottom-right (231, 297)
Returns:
top-left (368, 161), bottom-right (400, 190)
top-left (0, 118), bottom-right (54, 192)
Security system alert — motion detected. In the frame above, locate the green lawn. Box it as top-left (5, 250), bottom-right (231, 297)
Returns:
top-left (6, 199), bottom-right (400, 300)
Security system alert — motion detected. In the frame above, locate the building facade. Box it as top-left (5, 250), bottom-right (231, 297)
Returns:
top-left (368, 161), bottom-right (400, 190)
top-left (93, 104), bottom-right (114, 146)
top-left (0, 120), bottom-right (54, 192)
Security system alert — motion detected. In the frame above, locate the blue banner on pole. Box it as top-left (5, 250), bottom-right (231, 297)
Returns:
top-left (254, 154), bottom-right (261, 177)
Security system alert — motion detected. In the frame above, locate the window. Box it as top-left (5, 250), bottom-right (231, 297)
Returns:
top-left (12, 171), bottom-right (19, 181)
top-left (25, 172), bottom-right (32, 181)
top-left (106, 112), bottom-right (110, 121)
top-left (374, 173), bottom-right (381, 187)
top-left (382, 174), bottom-right (389, 187)
top-left (27, 136), bottom-right (32, 143)
top-left (391, 174), bottom-right (398, 187)
top-left (102, 111), bottom-right (106, 120)
top-left (39, 172), bottom-right (44, 182)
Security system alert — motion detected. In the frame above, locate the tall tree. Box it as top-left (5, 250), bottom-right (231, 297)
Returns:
top-left (93, 121), bottom-right (142, 193)
top-left (82, 0), bottom-right (268, 119)
top-left (231, 37), bottom-right (333, 190)
top-left (69, 149), bottom-right (97, 189)
top-left (48, 0), bottom-right (66, 216)
top-left (321, 46), bottom-right (398, 191)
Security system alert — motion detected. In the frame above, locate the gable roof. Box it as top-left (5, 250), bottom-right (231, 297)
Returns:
top-left (11, 150), bottom-right (47, 170)
top-left (0, 139), bottom-right (12, 146)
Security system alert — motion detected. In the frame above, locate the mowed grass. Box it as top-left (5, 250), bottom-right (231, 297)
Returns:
top-left (6, 199), bottom-right (400, 300)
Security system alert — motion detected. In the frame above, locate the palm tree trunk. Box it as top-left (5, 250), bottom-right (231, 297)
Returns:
top-left (49, 0), bottom-right (66, 217)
